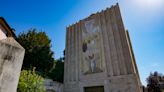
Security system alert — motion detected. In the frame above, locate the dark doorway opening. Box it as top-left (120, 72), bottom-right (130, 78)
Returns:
top-left (84, 86), bottom-right (104, 92)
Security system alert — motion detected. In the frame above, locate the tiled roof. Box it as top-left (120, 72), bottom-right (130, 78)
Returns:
top-left (0, 17), bottom-right (16, 37)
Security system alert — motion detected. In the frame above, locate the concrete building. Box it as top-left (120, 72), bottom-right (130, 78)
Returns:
top-left (0, 17), bottom-right (25, 92)
top-left (64, 3), bottom-right (142, 92)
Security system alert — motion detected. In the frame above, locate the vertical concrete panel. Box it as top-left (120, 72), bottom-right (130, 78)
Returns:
top-left (0, 38), bottom-right (25, 92)
top-left (112, 6), bottom-right (127, 75)
top-left (106, 7), bottom-right (120, 76)
top-left (97, 14), bottom-right (106, 73)
top-left (126, 31), bottom-right (137, 74)
top-left (68, 27), bottom-right (72, 82)
top-left (99, 11), bottom-right (113, 76)
top-left (126, 31), bottom-right (141, 85)
top-left (110, 6), bottom-right (125, 76)
top-left (79, 21), bottom-right (83, 79)
top-left (70, 26), bottom-right (74, 82)
top-left (72, 25), bottom-right (75, 81)
top-left (75, 23), bottom-right (79, 81)
top-left (74, 24), bottom-right (77, 81)
top-left (114, 4), bottom-right (133, 74)
top-left (74, 23), bottom-right (78, 81)
top-left (64, 28), bottom-right (69, 90)
top-left (64, 28), bottom-right (69, 83)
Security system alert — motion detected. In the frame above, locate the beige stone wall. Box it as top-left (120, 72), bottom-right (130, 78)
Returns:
top-left (64, 3), bottom-right (141, 92)
top-left (44, 79), bottom-right (63, 92)
top-left (0, 25), bottom-right (7, 40)
top-left (0, 37), bottom-right (25, 92)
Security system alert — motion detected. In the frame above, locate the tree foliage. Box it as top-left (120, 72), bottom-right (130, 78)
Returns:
top-left (17, 68), bottom-right (45, 92)
top-left (16, 29), bottom-right (54, 76)
top-left (48, 58), bottom-right (64, 83)
top-left (147, 71), bottom-right (164, 92)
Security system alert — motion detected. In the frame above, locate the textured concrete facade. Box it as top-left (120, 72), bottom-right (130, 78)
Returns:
top-left (64, 3), bottom-right (141, 92)
top-left (0, 37), bottom-right (25, 92)
top-left (0, 25), bottom-right (7, 40)
top-left (44, 79), bottom-right (63, 92)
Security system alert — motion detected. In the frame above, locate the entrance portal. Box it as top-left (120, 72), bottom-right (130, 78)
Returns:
top-left (84, 86), bottom-right (104, 92)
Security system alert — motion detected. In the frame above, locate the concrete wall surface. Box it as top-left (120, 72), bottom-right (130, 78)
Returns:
top-left (0, 37), bottom-right (25, 92)
top-left (0, 26), bottom-right (7, 40)
top-left (44, 79), bottom-right (63, 92)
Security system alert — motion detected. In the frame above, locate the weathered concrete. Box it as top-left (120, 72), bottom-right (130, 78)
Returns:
top-left (0, 25), bottom-right (7, 40)
top-left (0, 37), bottom-right (25, 92)
top-left (44, 79), bottom-right (63, 92)
top-left (64, 3), bottom-right (142, 92)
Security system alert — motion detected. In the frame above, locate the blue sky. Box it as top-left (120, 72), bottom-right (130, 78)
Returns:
top-left (0, 0), bottom-right (163, 86)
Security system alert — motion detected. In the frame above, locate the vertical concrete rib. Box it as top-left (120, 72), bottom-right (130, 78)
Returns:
top-left (126, 31), bottom-right (139, 75)
top-left (64, 28), bottom-right (69, 83)
top-left (106, 7), bottom-right (120, 76)
top-left (99, 11), bottom-right (113, 76)
top-left (114, 4), bottom-right (133, 74)
top-left (112, 6), bottom-right (127, 75)
top-left (75, 23), bottom-right (78, 81)
top-left (72, 25), bottom-right (76, 81)
top-left (69, 26), bottom-right (73, 82)
top-left (79, 21), bottom-right (82, 78)
top-left (77, 22), bottom-right (80, 81)
top-left (67, 27), bottom-right (71, 82)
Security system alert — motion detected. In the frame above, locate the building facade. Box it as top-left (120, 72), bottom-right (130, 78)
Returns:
top-left (64, 3), bottom-right (142, 92)
top-left (0, 17), bottom-right (25, 92)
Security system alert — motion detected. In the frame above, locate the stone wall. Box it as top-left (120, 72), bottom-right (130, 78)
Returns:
top-left (0, 37), bottom-right (25, 92)
top-left (44, 79), bottom-right (63, 92)
top-left (0, 25), bottom-right (7, 40)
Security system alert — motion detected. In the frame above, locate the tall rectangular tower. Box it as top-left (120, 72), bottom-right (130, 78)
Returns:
top-left (64, 3), bottom-right (141, 92)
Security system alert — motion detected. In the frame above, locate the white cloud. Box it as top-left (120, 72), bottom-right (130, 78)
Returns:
top-left (151, 62), bottom-right (160, 67)
top-left (130, 0), bottom-right (164, 14)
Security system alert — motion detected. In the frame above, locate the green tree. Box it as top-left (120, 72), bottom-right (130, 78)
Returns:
top-left (147, 71), bottom-right (164, 92)
top-left (16, 29), bottom-right (54, 76)
top-left (17, 68), bottom-right (45, 92)
top-left (48, 58), bottom-right (64, 83)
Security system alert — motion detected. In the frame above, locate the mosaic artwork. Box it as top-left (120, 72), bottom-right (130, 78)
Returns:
top-left (82, 19), bottom-right (103, 74)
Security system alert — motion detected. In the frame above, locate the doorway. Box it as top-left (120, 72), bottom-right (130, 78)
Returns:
top-left (84, 86), bottom-right (104, 92)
